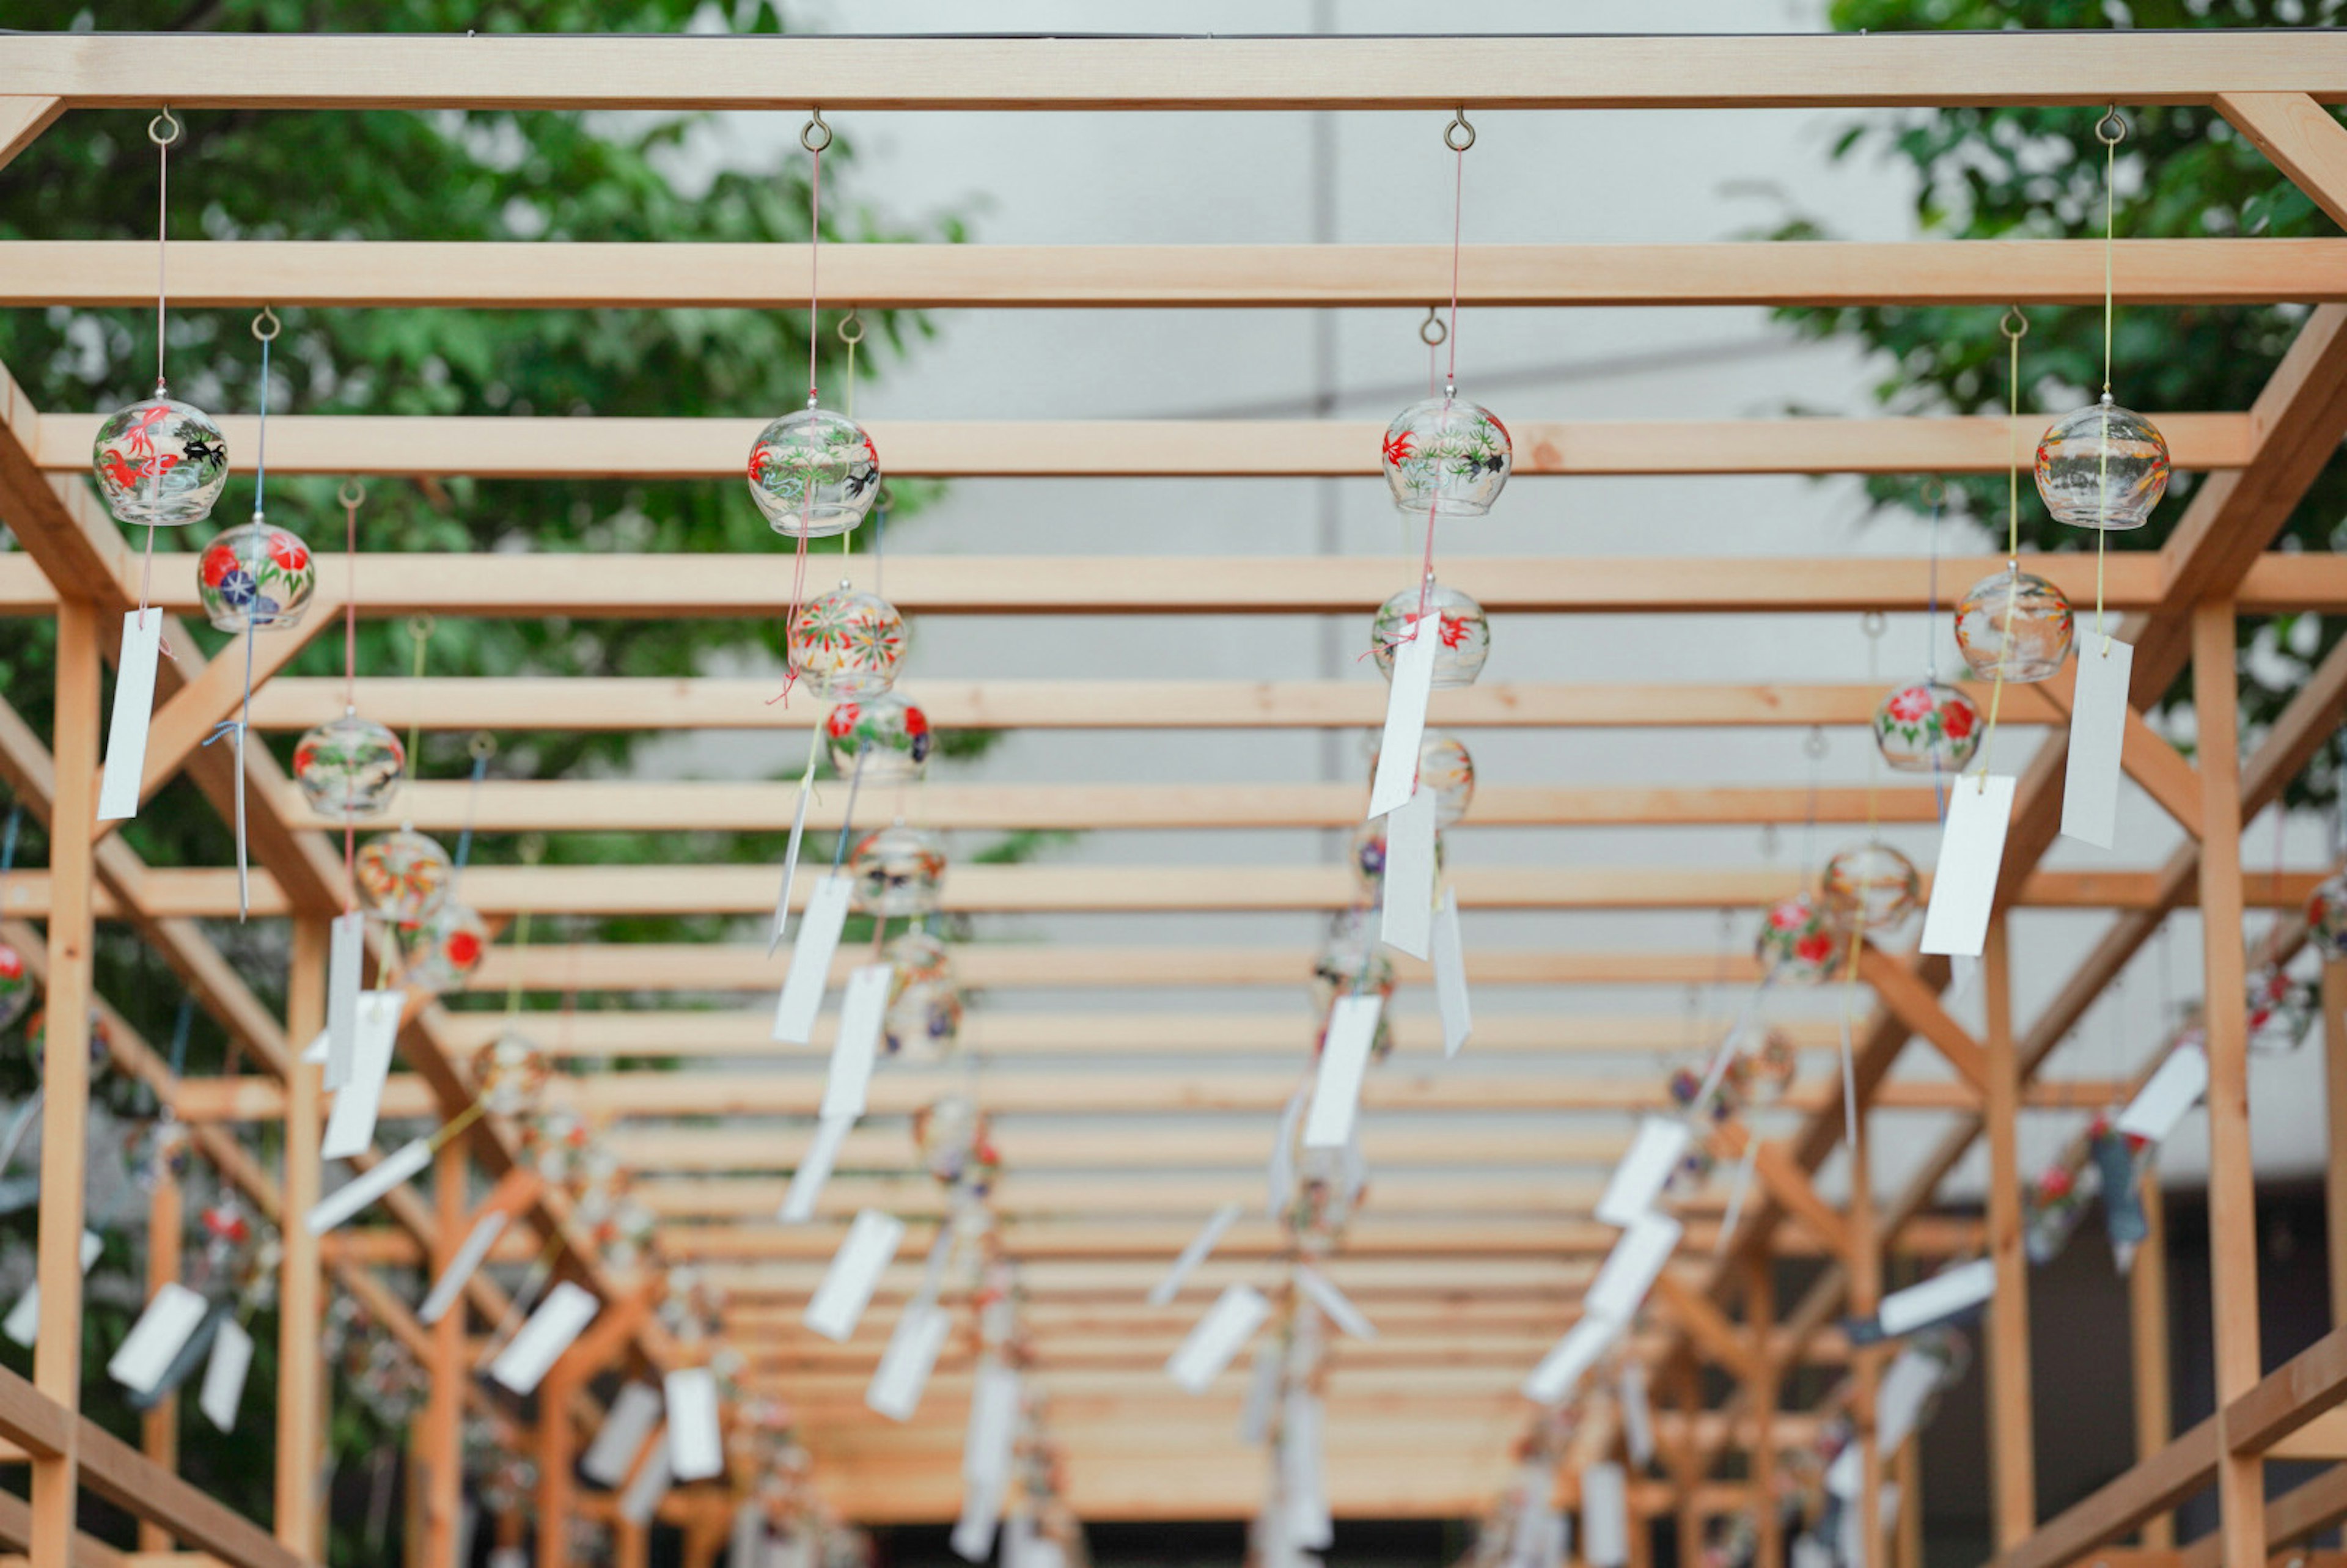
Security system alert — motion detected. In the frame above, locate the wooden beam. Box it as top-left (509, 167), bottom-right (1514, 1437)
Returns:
top-left (2120, 706), bottom-right (2203, 834)
top-left (138, 1165), bottom-right (183, 1554)
top-left (2329, 962), bottom-right (2347, 1327)
top-left (17, 31), bottom-right (2347, 110)
top-left (1856, 941), bottom-right (1991, 1099)
top-left (2219, 92), bottom-right (2347, 229)
top-left (0, 97), bottom-right (62, 172)
top-left (1983, 914), bottom-right (2035, 1552)
top-left (74, 1416), bottom-right (308, 1568)
top-left (1650, 1273), bottom-right (1759, 1382)
top-left (27, 412), bottom-right (2257, 480)
top-left (2134, 1179), bottom-right (2175, 1550)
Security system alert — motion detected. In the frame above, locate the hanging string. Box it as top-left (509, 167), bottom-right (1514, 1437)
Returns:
top-left (1923, 479), bottom-right (1950, 823)
top-left (136, 110), bottom-right (183, 637)
top-left (772, 111), bottom-right (836, 711)
top-left (337, 481), bottom-right (365, 915)
top-left (1414, 112), bottom-right (1474, 634)
top-left (404, 616), bottom-right (435, 774)
top-left (2093, 107), bottom-right (2128, 655)
top-left (202, 309), bottom-right (282, 923)
top-left (0, 804), bottom-right (18, 923)
top-left (452, 733), bottom-right (494, 887)
top-left (1420, 308), bottom-right (1444, 398)
top-left (831, 742), bottom-right (870, 873)
top-left (1974, 309), bottom-right (2029, 788)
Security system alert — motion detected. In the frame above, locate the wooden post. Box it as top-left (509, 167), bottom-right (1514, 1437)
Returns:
top-left (1982, 913), bottom-right (2035, 1548)
top-left (277, 917), bottom-right (329, 1556)
top-left (138, 1165), bottom-right (183, 1553)
top-left (1745, 1256), bottom-right (1781, 1568)
top-left (2323, 959), bottom-right (2347, 1326)
top-left (31, 596), bottom-right (101, 1568)
top-left (616, 1518), bottom-right (649, 1568)
top-left (683, 1516), bottom-right (725, 1568)
top-left (1848, 1083), bottom-right (1884, 1568)
top-left (1893, 1437), bottom-right (1923, 1568)
top-left (2192, 599), bottom-right (2267, 1568)
top-left (420, 1137), bottom-right (466, 1567)
top-left (2132, 1174), bottom-right (2175, 1550)
top-left (538, 1368), bottom-right (579, 1568)
top-left (1672, 1360), bottom-right (1702, 1567)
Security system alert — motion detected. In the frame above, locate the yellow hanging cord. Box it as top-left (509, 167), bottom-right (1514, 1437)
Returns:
top-left (2095, 108), bottom-right (2126, 655)
top-left (428, 1097), bottom-right (487, 1152)
top-left (1976, 309), bottom-right (2029, 789)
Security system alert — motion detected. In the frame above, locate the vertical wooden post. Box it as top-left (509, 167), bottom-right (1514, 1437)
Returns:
top-left (31, 596), bottom-right (101, 1568)
top-left (138, 1165), bottom-right (184, 1553)
top-left (2323, 959), bottom-right (2347, 1325)
top-left (1892, 1437), bottom-right (1923, 1568)
top-left (2192, 599), bottom-right (2267, 1568)
top-left (683, 1516), bottom-right (725, 1568)
top-left (277, 917), bottom-right (329, 1556)
top-left (1672, 1361), bottom-right (1701, 1568)
top-left (1982, 914), bottom-right (2035, 1548)
top-left (421, 1137), bottom-right (467, 1568)
top-left (1744, 1256), bottom-right (1781, 1568)
top-left (1848, 1088), bottom-right (1884, 1568)
top-left (538, 1366), bottom-right (580, 1568)
top-left (616, 1518), bottom-right (650, 1568)
top-left (2132, 1175), bottom-right (2175, 1550)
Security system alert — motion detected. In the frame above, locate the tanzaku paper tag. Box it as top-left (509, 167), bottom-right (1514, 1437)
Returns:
top-left (1238, 1340), bottom-right (1280, 1445)
top-left (617, 1436), bottom-right (672, 1526)
top-left (1593, 1117), bottom-right (1689, 1229)
top-left (779, 1113), bottom-right (856, 1224)
top-left (821, 964), bottom-right (891, 1121)
top-left (867, 1302), bottom-right (953, 1422)
top-left (767, 782), bottom-right (816, 959)
top-left (1875, 1344), bottom-right (1946, 1453)
top-left (1580, 1463), bottom-right (1630, 1568)
top-left (199, 1316), bottom-right (254, 1432)
top-left (582, 1382), bottom-right (665, 1487)
top-left (108, 1281), bottom-right (210, 1396)
top-left (804, 1209), bottom-right (905, 1343)
top-left (1281, 1390), bottom-right (1331, 1548)
top-left (2118, 1041), bottom-right (2209, 1145)
top-left (1302, 994), bottom-right (1381, 1149)
top-left (772, 874), bottom-right (853, 1044)
top-left (1584, 1214), bottom-right (1682, 1322)
top-left (1147, 1201), bottom-right (1243, 1306)
top-left (487, 1280), bottom-right (600, 1394)
top-left (1379, 781), bottom-right (1439, 959)
top-left (2062, 636), bottom-right (2136, 849)
top-left (963, 1361), bottom-right (1023, 1487)
top-left (664, 1367), bottom-right (725, 1481)
top-left (1367, 617), bottom-right (1438, 820)
top-left (1431, 887), bottom-right (1474, 1056)
top-left (1877, 1256), bottom-right (1996, 1337)
top-left (419, 1209), bottom-right (511, 1325)
top-left (1522, 1313), bottom-right (1622, 1405)
top-left (1619, 1358), bottom-right (1655, 1467)
top-left (320, 989), bottom-right (403, 1160)
top-left (1919, 774), bottom-right (2016, 958)
top-left (307, 1135), bottom-right (432, 1235)
top-left (1166, 1283), bottom-right (1271, 1394)
top-left (1295, 1266), bottom-right (1376, 1341)
top-left (4, 1231), bottom-right (101, 1347)
top-left (323, 910), bottom-right (365, 1091)
top-left (97, 610), bottom-right (164, 821)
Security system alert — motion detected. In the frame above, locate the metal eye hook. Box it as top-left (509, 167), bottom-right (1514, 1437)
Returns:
top-left (1919, 477), bottom-right (1948, 507)
top-left (837, 307), bottom-right (864, 345)
top-left (801, 109), bottom-right (832, 153)
top-left (518, 832), bottom-right (548, 866)
top-left (1860, 610), bottom-right (1888, 640)
top-left (148, 109), bottom-right (181, 148)
top-left (2096, 106), bottom-right (2129, 147)
top-left (468, 731), bottom-right (498, 761)
top-left (1802, 726), bottom-right (1829, 761)
top-left (407, 613), bottom-right (437, 643)
top-left (337, 479), bottom-right (366, 509)
top-left (1418, 307), bottom-right (1447, 347)
top-left (1444, 109), bottom-right (1476, 152)
top-left (2000, 306), bottom-right (2030, 342)
top-left (250, 306), bottom-right (279, 342)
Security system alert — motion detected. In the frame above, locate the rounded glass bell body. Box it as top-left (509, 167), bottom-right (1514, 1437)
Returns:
top-left (1669, 1063), bottom-right (1738, 1123)
top-left (1755, 894), bottom-right (1844, 985)
top-left (354, 827), bottom-right (452, 928)
top-left (2307, 870), bottom-right (2347, 959)
top-left (1955, 568), bottom-right (2074, 684)
top-left (404, 902), bottom-right (488, 995)
top-left (0, 942), bottom-right (31, 1034)
top-left (1728, 1026), bottom-right (1799, 1107)
top-left (883, 929), bottom-right (963, 1061)
top-left (293, 714), bottom-right (405, 819)
top-left (2024, 1164), bottom-right (2089, 1266)
top-left (788, 583), bottom-right (906, 700)
top-left (129, 1113), bottom-right (193, 1193)
top-left (849, 824), bottom-right (947, 917)
top-left (1348, 819), bottom-right (1443, 901)
top-left (1371, 730), bottom-right (1475, 827)
top-left (747, 406), bottom-right (880, 538)
top-left (2246, 965), bottom-right (2317, 1055)
top-left (825, 694), bottom-right (932, 784)
top-left (2035, 396), bottom-right (2170, 531)
top-left (1873, 680), bottom-right (1982, 773)
top-left (472, 1030), bottom-right (550, 1118)
top-left (197, 519), bottom-right (315, 632)
top-left (1370, 581), bottom-right (1490, 689)
top-left (1312, 910), bottom-right (1397, 1064)
top-left (92, 392), bottom-right (229, 527)
top-left (1381, 395), bottom-right (1511, 518)
top-left (1820, 840), bottom-right (1923, 932)
top-left (914, 1093), bottom-right (988, 1186)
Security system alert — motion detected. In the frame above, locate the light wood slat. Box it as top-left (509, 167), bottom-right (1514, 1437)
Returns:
top-left (0, 98), bottom-right (61, 174)
top-left (2220, 92), bottom-right (2347, 230)
top-left (244, 676), bottom-right (2066, 731)
top-left (28, 412), bottom-right (2256, 478)
top-left (17, 31), bottom-right (2347, 110)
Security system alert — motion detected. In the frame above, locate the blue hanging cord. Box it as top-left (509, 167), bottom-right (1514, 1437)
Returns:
top-left (1926, 484), bottom-right (1948, 825)
top-left (453, 746), bottom-right (492, 881)
top-left (166, 992), bottom-right (194, 1079)
top-left (201, 312), bottom-right (277, 921)
top-left (830, 741), bottom-right (870, 871)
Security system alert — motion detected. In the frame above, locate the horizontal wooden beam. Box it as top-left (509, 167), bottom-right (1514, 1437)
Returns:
top-left (27, 412), bottom-right (2255, 478)
top-left (17, 32), bottom-right (2347, 111)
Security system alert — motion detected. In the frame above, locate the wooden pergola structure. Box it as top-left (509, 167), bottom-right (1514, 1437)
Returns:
top-left (5, 27), bottom-right (2347, 1568)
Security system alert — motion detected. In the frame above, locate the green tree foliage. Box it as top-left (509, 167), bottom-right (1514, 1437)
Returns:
top-left (1775, 0), bottom-right (2347, 789)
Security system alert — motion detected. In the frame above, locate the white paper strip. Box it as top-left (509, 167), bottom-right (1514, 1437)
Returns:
top-left (772, 874), bottom-right (853, 1044)
top-left (1877, 1256), bottom-right (1997, 1338)
top-left (488, 1280), bottom-right (600, 1394)
top-left (320, 989), bottom-right (404, 1160)
top-left (867, 1302), bottom-right (953, 1421)
top-left (618, 1435), bottom-right (672, 1526)
top-left (1875, 1345), bottom-right (1943, 1454)
top-left (1620, 1358), bottom-right (1655, 1467)
top-left (820, 964), bottom-right (891, 1119)
top-left (1303, 994), bottom-right (1381, 1149)
top-left (950, 1468), bottom-right (1007, 1564)
top-left (97, 610), bottom-right (164, 821)
top-left (730, 1502), bottom-right (765, 1568)
top-left (766, 780), bottom-right (815, 959)
top-left (964, 1361), bottom-right (1022, 1486)
top-left (307, 1135), bottom-right (433, 1235)
top-left (1148, 1201), bottom-right (1243, 1307)
top-left (2118, 1042), bottom-right (2209, 1146)
top-left (2061, 637), bottom-right (2136, 848)
top-left (582, 1382), bottom-right (666, 1487)
top-left (1378, 780), bottom-right (1438, 959)
top-left (1266, 1085), bottom-right (1306, 1217)
top-left (1581, 1462), bottom-right (1629, 1568)
top-left (1367, 616), bottom-right (1438, 819)
top-left (1585, 1214), bottom-right (1683, 1322)
top-left (419, 1209), bottom-right (511, 1325)
top-left (199, 1316), bottom-right (254, 1432)
top-left (779, 1112), bottom-right (856, 1224)
top-left (323, 910), bottom-right (365, 1090)
top-left (4, 1231), bottom-right (102, 1347)
top-left (108, 1281), bottom-right (210, 1396)
top-left (804, 1209), bottom-right (905, 1343)
top-left (766, 1533), bottom-right (813, 1568)
top-left (299, 1028), bottom-right (329, 1065)
top-left (1239, 1339), bottom-right (1280, 1444)
top-left (1523, 1313), bottom-right (1623, 1406)
top-left (1167, 1283), bottom-right (1271, 1394)
top-left (664, 1367), bottom-right (725, 1481)
top-left (1295, 1266), bottom-right (1376, 1341)
top-left (1431, 887), bottom-right (1474, 1056)
top-left (1920, 774), bottom-right (2017, 957)
top-left (1595, 1117), bottom-right (1691, 1229)
top-left (1282, 1390), bottom-right (1332, 1550)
